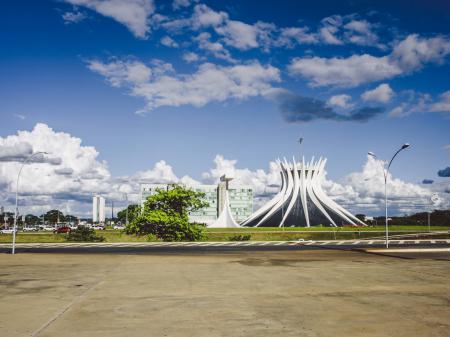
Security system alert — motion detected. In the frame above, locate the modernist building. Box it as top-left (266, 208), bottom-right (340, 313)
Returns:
top-left (140, 178), bottom-right (253, 225)
top-left (241, 157), bottom-right (366, 227)
top-left (92, 195), bottom-right (105, 224)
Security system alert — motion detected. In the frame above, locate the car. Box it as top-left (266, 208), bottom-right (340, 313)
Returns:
top-left (0, 228), bottom-right (17, 234)
top-left (54, 226), bottom-right (71, 234)
top-left (69, 225), bottom-right (78, 230)
top-left (92, 225), bottom-right (105, 230)
top-left (113, 225), bottom-right (125, 230)
top-left (23, 226), bottom-right (39, 232)
top-left (42, 226), bottom-right (55, 231)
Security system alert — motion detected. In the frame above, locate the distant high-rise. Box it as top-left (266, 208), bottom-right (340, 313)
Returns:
top-left (92, 196), bottom-right (105, 223)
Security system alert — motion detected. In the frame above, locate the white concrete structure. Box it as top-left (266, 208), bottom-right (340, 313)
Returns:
top-left (208, 191), bottom-right (239, 228)
top-left (242, 157), bottom-right (366, 227)
top-left (92, 196), bottom-right (105, 223)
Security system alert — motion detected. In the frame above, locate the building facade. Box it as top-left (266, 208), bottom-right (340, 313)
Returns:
top-left (92, 196), bottom-right (105, 223)
top-left (140, 181), bottom-right (253, 225)
top-left (242, 157), bottom-right (366, 227)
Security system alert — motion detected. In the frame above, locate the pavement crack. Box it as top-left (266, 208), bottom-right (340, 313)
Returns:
top-left (30, 260), bottom-right (123, 337)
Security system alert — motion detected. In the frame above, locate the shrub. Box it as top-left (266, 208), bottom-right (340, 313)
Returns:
top-left (66, 226), bottom-right (105, 242)
top-left (229, 234), bottom-right (251, 241)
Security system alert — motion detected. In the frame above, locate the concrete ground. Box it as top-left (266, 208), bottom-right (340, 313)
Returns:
top-left (0, 249), bottom-right (449, 337)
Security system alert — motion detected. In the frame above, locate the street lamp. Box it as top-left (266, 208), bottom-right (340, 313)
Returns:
top-left (12, 151), bottom-right (49, 254)
top-left (368, 143), bottom-right (410, 248)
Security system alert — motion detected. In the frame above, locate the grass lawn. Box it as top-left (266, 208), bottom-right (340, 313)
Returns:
top-left (0, 226), bottom-right (449, 243)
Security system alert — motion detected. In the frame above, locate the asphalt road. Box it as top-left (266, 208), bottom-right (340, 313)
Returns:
top-left (1, 239), bottom-right (449, 254)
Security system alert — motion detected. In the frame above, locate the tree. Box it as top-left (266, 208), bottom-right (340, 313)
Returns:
top-left (41, 210), bottom-right (65, 224)
top-left (25, 214), bottom-right (40, 225)
top-left (117, 204), bottom-right (141, 224)
top-left (126, 185), bottom-right (209, 241)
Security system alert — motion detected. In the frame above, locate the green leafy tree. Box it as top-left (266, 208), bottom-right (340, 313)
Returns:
top-left (25, 214), bottom-right (40, 225)
top-left (42, 210), bottom-right (65, 224)
top-left (117, 204), bottom-right (141, 224)
top-left (126, 185), bottom-right (208, 241)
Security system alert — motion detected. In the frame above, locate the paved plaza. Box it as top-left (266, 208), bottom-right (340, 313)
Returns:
top-left (0, 249), bottom-right (449, 337)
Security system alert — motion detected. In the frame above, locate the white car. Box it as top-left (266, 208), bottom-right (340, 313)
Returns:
top-left (69, 225), bottom-right (78, 230)
top-left (113, 225), bottom-right (125, 230)
top-left (1, 228), bottom-right (17, 234)
top-left (23, 226), bottom-right (38, 232)
top-left (42, 226), bottom-right (55, 231)
top-left (92, 226), bottom-right (105, 230)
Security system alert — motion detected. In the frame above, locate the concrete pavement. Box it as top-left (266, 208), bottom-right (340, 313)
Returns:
top-left (0, 249), bottom-right (449, 337)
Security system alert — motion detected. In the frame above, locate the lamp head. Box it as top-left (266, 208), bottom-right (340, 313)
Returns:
top-left (368, 151), bottom-right (376, 157)
top-left (401, 143), bottom-right (410, 150)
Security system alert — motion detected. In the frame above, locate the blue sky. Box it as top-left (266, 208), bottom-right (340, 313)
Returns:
top-left (0, 0), bottom-right (450, 216)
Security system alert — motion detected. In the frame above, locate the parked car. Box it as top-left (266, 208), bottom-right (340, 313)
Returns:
top-left (0, 228), bottom-right (17, 234)
top-left (42, 226), bottom-right (55, 231)
top-left (23, 226), bottom-right (39, 232)
top-left (92, 225), bottom-right (105, 230)
top-left (113, 225), bottom-right (125, 230)
top-left (54, 226), bottom-right (71, 234)
top-left (69, 224), bottom-right (78, 230)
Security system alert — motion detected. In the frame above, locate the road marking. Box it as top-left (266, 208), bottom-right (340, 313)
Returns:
top-left (366, 248), bottom-right (450, 253)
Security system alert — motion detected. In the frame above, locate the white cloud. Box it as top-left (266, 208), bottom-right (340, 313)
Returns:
top-left (1, 126), bottom-right (446, 217)
top-left (88, 58), bottom-right (280, 114)
top-left (64, 0), bottom-right (155, 38)
top-left (289, 54), bottom-right (399, 87)
top-left (343, 19), bottom-right (383, 49)
top-left (389, 90), bottom-right (450, 118)
top-left (443, 145), bottom-right (450, 152)
top-left (172, 0), bottom-right (197, 10)
top-left (429, 90), bottom-right (450, 112)
top-left (160, 35), bottom-right (179, 48)
top-left (288, 34), bottom-right (450, 87)
top-left (327, 94), bottom-right (354, 109)
top-left (361, 83), bottom-right (394, 103)
top-left (194, 32), bottom-right (235, 62)
top-left (182, 51), bottom-right (200, 63)
top-left (0, 124), bottom-right (111, 214)
top-left (319, 15), bottom-right (343, 45)
top-left (191, 4), bottom-right (228, 29)
top-left (215, 19), bottom-right (259, 50)
top-left (62, 11), bottom-right (87, 24)
top-left (278, 27), bottom-right (318, 47)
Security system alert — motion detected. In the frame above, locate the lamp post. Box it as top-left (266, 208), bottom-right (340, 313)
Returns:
top-left (12, 151), bottom-right (49, 254)
top-left (368, 143), bottom-right (410, 248)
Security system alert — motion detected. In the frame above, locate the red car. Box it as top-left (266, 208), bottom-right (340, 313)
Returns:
top-left (54, 226), bottom-right (71, 234)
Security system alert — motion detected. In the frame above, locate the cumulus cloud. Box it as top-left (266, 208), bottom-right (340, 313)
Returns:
top-left (266, 89), bottom-right (383, 123)
top-left (87, 58), bottom-right (280, 114)
top-left (0, 124), bottom-right (110, 214)
top-left (361, 83), bottom-right (394, 103)
top-left (194, 32), bottom-right (235, 62)
top-left (319, 15), bottom-right (343, 45)
top-left (182, 51), bottom-right (200, 63)
top-left (0, 126), bottom-right (447, 217)
top-left (63, 0), bottom-right (155, 38)
top-left (160, 35), bottom-right (179, 48)
top-left (327, 94), bottom-right (354, 109)
top-left (288, 34), bottom-right (450, 87)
